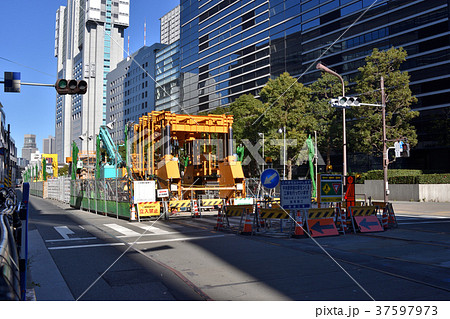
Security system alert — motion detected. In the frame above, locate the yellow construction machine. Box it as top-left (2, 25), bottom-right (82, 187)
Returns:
top-left (131, 111), bottom-right (246, 200)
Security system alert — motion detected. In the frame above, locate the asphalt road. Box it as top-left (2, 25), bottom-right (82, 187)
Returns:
top-left (26, 196), bottom-right (450, 301)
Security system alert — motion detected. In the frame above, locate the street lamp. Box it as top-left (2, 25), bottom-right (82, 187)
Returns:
top-left (316, 62), bottom-right (347, 182)
top-left (278, 126), bottom-right (286, 180)
top-left (258, 132), bottom-right (264, 173)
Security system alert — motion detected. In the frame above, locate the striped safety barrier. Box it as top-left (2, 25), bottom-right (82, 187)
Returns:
top-left (225, 205), bottom-right (253, 217)
top-left (169, 200), bottom-right (191, 209)
top-left (201, 198), bottom-right (223, 207)
top-left (348, 205), bottom-right (383, 233)
top-left (305, 208), bottom-right (339, 238)
top-left (259, 208), bottom-right (291, 219)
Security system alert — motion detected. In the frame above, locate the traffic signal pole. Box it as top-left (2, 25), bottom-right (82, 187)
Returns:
top-left (381, 76), bottom-right (388, 203)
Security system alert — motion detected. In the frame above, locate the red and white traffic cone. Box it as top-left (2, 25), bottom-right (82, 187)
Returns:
top-left (192, 200), bottom-right (200, 218)
top-left (214, 209), bottom-right (224, 230)
top-left (382, 208), bottom-right (389, 230)
top-left (340, 209), bottom-right (347, 233)
top-left (241, 212), bottom-right (253, 235)
top-left (292, 210), bottom-right (304, 238)
top-left (130, 204), bottom-right (137, 221)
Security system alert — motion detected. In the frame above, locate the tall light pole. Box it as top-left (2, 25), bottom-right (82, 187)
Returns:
top-left (106, 120), bottom-right (119, 219)
top-left (381, 76), bottom-right (388, 203)
top-left (278, 126), bottom-right (286, 179)
top-left (258, 132), bottom-right (265, 173)
top-left (316, 62), bottom-right (347, 183)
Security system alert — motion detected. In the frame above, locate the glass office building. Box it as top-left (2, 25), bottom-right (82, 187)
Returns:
top-left (180, 0), bottom-right (450, 170)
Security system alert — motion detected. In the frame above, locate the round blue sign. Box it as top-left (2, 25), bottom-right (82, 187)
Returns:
top-left (261, 168), bottom-right (280, 189)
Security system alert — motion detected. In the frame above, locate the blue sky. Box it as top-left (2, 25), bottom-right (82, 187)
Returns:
top-left (0, 0), bottom-right (179, 157)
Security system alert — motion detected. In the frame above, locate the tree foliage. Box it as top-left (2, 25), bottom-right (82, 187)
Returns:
top-left (350, 47), bottom-right (419, 154)
top-left (309, 73), bottom-right (348, 165)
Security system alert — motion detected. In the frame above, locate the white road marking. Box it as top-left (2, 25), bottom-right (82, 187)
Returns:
top-left (104, 223), bottom-right (141, 237)
top-left (133, 224), bottom-right (171, 234)
top-left (46, 237), bottom-right (97, 243)
top-left (47, 234), bottom-right (233, 250)
top-left (54, 226), bottom-right (75, 239)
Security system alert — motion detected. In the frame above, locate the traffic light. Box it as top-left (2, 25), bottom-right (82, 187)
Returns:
top-left (55, 79), bottom-right (87, 95)
top-left (337, 96), bottom-right (361, 107)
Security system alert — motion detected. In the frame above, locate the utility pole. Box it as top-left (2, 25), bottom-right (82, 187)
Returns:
top-left (381, 76), bottom-right (388, 203)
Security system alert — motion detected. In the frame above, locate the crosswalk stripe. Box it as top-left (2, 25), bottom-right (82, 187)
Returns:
top-left (104, 224), bottom-right (141, 237)
top-left (133, 224), bottom-right (170, 234)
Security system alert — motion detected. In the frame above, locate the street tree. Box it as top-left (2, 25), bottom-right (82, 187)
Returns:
top-left (308, 73), bottom-right (348, 167)
top-left (258, 72), bottom-right (313, 179)
top-left (350, 47), bottom-right (419, 155)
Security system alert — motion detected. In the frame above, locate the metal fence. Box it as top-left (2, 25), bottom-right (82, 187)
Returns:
top-left (47, 177), bottom-right (71, 203)
top-left (70, 178), bottom-right (130, 218)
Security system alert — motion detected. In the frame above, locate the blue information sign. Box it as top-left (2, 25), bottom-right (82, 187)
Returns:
top-left (261, 168), bottom-right (280, 189)
top-left (280, 179), bottom-right (312, 209)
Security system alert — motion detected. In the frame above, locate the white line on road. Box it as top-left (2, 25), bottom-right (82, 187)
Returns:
top-left (47, 234), bottom-right (233, 250)
top-left (46, 237), bottom-right (97, 243)
top-left (104, 223), bottom-right (141, 237)
top-left (54, 226), bottom-right (75, 239)
top-left (132, 224), bottom-right (171, 234)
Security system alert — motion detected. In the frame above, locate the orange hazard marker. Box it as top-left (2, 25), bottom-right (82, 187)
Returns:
top-left (241, 212), bottom-right (253, 235)
top-left (292, 210), bottom-right (304, 238)
top-left (307, 219), bottom-right (339, 237)
top-left (355, 215), bottom-right (383, 232)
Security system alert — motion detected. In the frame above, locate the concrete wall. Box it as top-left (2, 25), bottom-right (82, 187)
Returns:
top-left (356, 180), bottom-right (450, 202)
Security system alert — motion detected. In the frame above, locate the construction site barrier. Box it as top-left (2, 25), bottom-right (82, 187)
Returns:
top-left (348, 205), bottom-right (383, 233)
top-left (259, 208), bottom-right (291, 219)
top-left (305, 208), bottom-right (339, 237)
top-left (201, 198), bottom-right (224, 207)
top-left (169, 200), bottom-right (191, 209)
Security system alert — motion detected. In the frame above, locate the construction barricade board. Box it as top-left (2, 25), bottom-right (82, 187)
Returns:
top-left (257, 208), bottom-right (293, 237)
top-left (220, 205), bottom-right (253, 233)
top-left (348, 206), bottom-right (383, 233)
top-left (306, 208), bottom-right (339, 237)
top-left (137, 202), bottom-right (161, 218)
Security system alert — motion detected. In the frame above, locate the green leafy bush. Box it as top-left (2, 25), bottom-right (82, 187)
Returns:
top-left (416, 174), bottom-right (450, 184)
top-left (356, 170), bottom-right (449, 184)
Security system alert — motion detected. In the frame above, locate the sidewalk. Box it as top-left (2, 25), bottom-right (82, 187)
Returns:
top-left (391, 201), bottom-right (450, 217)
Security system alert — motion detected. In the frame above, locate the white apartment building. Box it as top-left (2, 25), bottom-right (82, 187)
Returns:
top-left (54, 0), bottom-right (129, 164)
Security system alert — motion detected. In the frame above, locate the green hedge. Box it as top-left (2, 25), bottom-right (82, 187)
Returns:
top-left (356, 170), bottom-right (449, 184)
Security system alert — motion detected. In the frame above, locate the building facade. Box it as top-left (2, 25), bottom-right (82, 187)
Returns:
top-left (43, 135), bottom-right (56, 154)
top-left (106, 43), bottom-right (166, 144)
top-left (160, 5), bottom-right (181, 45)
top-left (179, 0), bottom-right (450, 170)
top-left (21, 134), bottom-right (38, 163)
top-left (155, 40), bottom-right (181, 112)
top-left (54, 0), bottom-right (129, 164)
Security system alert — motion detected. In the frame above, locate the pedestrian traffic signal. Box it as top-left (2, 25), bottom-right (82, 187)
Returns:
top-left (55, 79), bottom-right (87, 95)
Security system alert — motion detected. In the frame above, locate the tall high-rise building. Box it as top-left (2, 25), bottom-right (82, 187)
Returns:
top-left (106, 43), bottom-right (166, 144)
top-left (160, 5), bottom-right (180, 45)
top-left (179, 0), bottom-right (450, 170)
top-left (54, 0), bottom-right (129, 164)
top-left (43, 135), bottom-right (56, 154)
top-left (21, 134), bottom-right (38, 162)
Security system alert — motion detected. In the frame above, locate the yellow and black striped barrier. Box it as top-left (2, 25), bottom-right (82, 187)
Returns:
top-left (201, 198), bottom-right (223, 207)
top-left (169, 200), bottom-right (191, 209)
top-left (259, 208), bottom-right (291, 219)
top-left (350, 206), bottom-right (378, 216)
top-left (307, 208), bottom-right (335, 219)
top-left (225, 205), bottom-right (253, 217)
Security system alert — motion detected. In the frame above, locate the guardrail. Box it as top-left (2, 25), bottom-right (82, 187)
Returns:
top-left (0, 185), bottom-right (29, 301)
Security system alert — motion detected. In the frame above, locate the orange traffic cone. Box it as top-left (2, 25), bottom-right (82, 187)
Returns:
top-left (292, 210), bottom-right (304, 238)
top-left (340, 209), bottom-right (347, 232)
top-left (241, 212), bottom-right (253, 235)
top-left (214, 209), bottom-right (224, 230)
top-left (382, 208), bottom-right (389, 230)
top-left (130, 205), bottom-right (137, 221)
top-left (192, 200), bottom-right (200, 218)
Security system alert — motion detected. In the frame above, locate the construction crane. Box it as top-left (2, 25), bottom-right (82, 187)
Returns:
top-left (99, 125), bottom-right (124, 167)
top-left (131, 111), bottom-right (246, 200)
